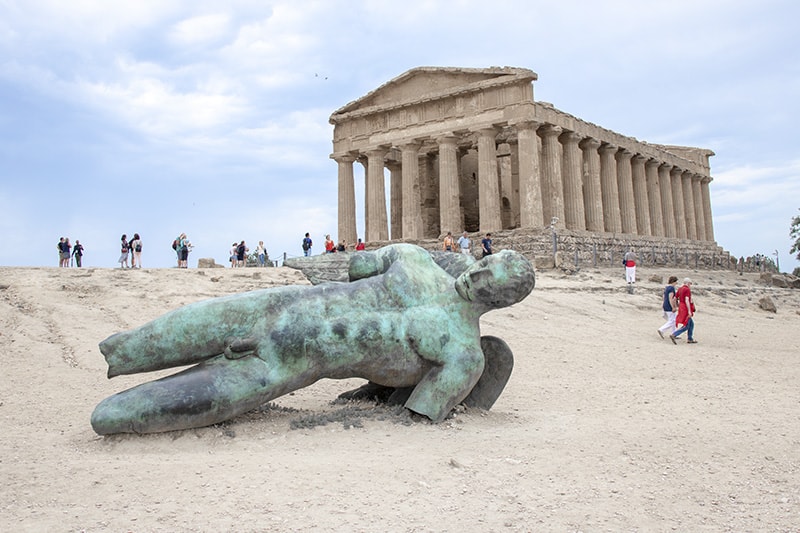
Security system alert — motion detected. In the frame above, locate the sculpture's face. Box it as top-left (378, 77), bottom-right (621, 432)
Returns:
top-left (455, 251), bottom-right (535, 309)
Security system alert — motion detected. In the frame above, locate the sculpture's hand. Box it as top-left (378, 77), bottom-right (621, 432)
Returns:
top-left (348, 251), bottom-right (384, 281)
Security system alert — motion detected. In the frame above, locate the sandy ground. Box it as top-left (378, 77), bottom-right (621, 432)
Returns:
top-left (1, 261), bottom-right (799, 532)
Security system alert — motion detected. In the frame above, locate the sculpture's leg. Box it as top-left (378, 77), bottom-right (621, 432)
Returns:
top-left (99, 287), bottom-right (305, 377)
top-left (461, 336), bottom-right (514, 410)
top-left (91, 354), bottom-right (299, 435)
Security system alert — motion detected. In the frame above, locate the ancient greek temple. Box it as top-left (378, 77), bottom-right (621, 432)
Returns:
top-left (329, 66), bottom-right (716, 249)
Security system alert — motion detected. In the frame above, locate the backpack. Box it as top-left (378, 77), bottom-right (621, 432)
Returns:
top-left (172, 239), bottom-right (178, 250)
top-left (302, 238), bottom-right (310, 251)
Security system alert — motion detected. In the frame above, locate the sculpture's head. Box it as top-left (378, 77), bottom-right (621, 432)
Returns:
top-left (455, 250), bottom-right (535, 310)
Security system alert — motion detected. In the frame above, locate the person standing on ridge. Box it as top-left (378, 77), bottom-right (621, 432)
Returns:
top-left (302, 233), bottom-right (313, 256)
top-left (72, 240), bottom-right (84, 267)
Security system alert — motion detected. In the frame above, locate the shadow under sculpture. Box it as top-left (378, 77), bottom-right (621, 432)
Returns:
top-left (91, 243), bottom-right (535, 435)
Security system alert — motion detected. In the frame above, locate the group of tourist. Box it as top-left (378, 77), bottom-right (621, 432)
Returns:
top-left (56, 237), bottom-right (84, 267)
top-left (227, 240), bottom-right (270, 267)
top-left (172, 233), bottom-right (192, 268)
top-left (306, 233), bottom-right (365, 256)
top-left (229, 241), bottom-right (249, 267)
top-left (441, 231), bottom-right (494, 258)
top-left (657, 276), bottom-right (697, 344)
top-left (118, 233), bottom-right (143, 268)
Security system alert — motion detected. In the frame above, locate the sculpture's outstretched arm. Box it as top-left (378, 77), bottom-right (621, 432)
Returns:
top-left (404, 347), bottom-right (485, 422)
top-left (338, 336), bottom-right (514, 416)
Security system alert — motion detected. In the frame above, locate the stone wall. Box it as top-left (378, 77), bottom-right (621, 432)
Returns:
top-left (359, 229), bottom-right (734, 272)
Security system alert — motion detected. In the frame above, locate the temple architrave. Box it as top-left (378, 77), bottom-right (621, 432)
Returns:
top-left (329, 66), bottom-right (722, 264)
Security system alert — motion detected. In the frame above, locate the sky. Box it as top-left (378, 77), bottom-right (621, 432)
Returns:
top-left (1, 0), bottom-right (799, 272)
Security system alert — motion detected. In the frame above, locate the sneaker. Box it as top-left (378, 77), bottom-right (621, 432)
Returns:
top-left (658, 330), bottom-right (664, 339)
top-left (669, 335), bottom-right (677, 345)
top-left (687, 339), bottom-right (698, 344)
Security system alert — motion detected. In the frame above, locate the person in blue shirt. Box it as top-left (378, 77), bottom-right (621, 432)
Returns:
top-left (481, 233), bottom-right (493, 257)
top-left (657, 276), bottom-right (678, 339)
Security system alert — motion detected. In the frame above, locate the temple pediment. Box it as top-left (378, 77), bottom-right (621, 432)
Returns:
top-left (331, 66), bottom-right (537, 119)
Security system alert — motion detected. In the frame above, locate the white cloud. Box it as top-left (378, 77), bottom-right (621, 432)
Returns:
top-left (79, 73), bottom-right (249, 139)
top-left (714, 161), bottom-right (800, 198)
top-left (0, 0), bottom-right (179, 44)
top-left (168, 13), bottom-right (232, 47)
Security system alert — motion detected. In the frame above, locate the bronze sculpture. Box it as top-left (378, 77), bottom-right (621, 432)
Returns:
top-left (91, 244), bottom-right (534, 434)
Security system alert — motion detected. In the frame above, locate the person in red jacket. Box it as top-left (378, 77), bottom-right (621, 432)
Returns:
top-left (670, 278), bottom-right (697, 344)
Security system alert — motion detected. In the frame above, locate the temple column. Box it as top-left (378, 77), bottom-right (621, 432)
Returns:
top-left (631, 154), bottom-right (651, 236)
top-left (358, 156), bottom-right (369, 241)
top-left (682, 170), bottom-right (697, 241)
top-left (658, 163), bottom-right (676, 238)
top-left (692, 174), bottom-right (706, 242)
top-left (559, 130), bottom-right (586, 230)
top-left (386, 160), bottom-right (402, 240)
top-left (334, 153), bottom-right (358, 245)
top-left (599, 143), bottom-right (621, 233)
top-left (701, 176), bottom-right (715, 241)
top-left (516, 120), bottom-right (543, 228)
top-left (537, 124), bottom-right (565, 227)
top-left (476, 127), bottom-right (502, 232)
top-left (438, 134), bottom-right (462, 235)
top-left (498, 143), bottom-right (515, 229)
top-left (579, 137), bottom-right (603, 232)
top-left (615, 149), bottom-right (636, 234)
top-left (400, 142), bottom-right (423, 240)
top-left (365, 147), bottom-right (389, 242)
top-left (670, 167), bottom-right (687, 239)
top-left (645, 159), bottom-right (664, 236)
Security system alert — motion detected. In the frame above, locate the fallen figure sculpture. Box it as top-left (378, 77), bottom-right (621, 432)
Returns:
top-left (91, 243), bottom-right (535, 435)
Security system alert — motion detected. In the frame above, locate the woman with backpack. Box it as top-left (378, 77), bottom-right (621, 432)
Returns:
top-left (130, 233), bottom-right (142, 268)
top-left (119, 234), bottom-right (130, 268)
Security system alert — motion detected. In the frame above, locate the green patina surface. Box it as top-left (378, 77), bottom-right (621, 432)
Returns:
top-left (91, 243), bottom-right (535, 434)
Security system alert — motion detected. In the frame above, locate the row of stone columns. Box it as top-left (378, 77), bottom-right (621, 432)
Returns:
top-left (334, 122), bottom-right (715, 245)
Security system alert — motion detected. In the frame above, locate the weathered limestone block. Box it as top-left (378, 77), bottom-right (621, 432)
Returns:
top-left (760, 272), bottom-right (800, 289)
top-left (197, 258), bottom-right (224, 268)
top-left (284, 253), bottom-right (351, 284)
top-left (758, 295), bottom-right (777, 313)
